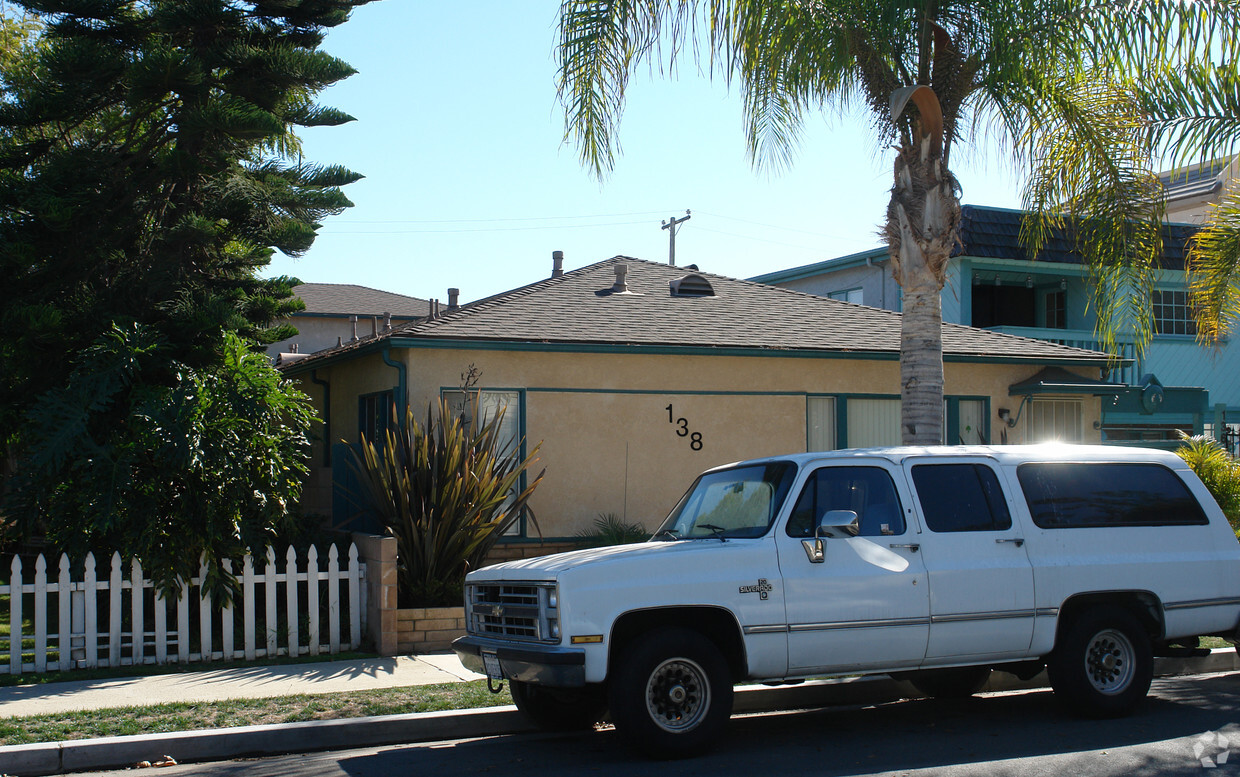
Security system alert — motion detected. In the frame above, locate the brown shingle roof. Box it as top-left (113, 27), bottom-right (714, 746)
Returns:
top-left (292, 283), bottom-right (431, 318)
top-left (283, 257), bottom-right (1111, 369)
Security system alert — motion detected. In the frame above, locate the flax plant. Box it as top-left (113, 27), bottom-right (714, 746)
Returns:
top-left (346, 396), bottom-right (544, 607)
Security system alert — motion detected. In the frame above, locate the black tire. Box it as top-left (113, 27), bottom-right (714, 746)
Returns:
top-left (1047, 606), bottom-right (1153, 718)
top-left (907, 666), bottom-right (992, 699)
top-left (509, 680), bottom-right (606, 731)
top-left (607, 627), bottom-right (734, 759)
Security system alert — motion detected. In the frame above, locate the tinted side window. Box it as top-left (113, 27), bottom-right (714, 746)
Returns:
top-left (913, 464), bottom-right (1012, 532)
top-left (1017, 463), bottom-right (1208, 528)
top-left (786, 466), bottom-right (905, 538)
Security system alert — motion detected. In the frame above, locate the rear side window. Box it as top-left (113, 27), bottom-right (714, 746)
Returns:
top-left (1017, 463), bottom-right (1208, 528)
top-left (912, 464), bottom-right (1012, 532)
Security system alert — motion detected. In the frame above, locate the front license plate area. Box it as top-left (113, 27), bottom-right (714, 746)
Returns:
top-left (482, 650), bottom-right (502, 680)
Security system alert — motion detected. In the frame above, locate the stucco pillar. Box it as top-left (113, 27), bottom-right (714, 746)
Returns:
top-left (352, 532), bottom-right (398, 656)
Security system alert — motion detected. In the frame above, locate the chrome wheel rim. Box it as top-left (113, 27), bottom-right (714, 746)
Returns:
top-left (645, 657), bottom-right (711, 733)
top-left (1084, 628), bottom-right (1135, 695)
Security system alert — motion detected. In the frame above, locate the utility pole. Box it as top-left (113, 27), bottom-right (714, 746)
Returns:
top-left (661, 210), bottom-right (691, 266)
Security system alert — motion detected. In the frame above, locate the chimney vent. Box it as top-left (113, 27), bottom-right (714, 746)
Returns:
top-left (448, 288), bottom-right (460, 311)
top-left (613, 263), bottom-right (630, 293)
top-left (552, 250), bottom-right (564, 278)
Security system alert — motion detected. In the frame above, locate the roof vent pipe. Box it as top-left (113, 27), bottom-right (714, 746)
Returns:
top-left (447, 288), bottom-right (460, 311)
top-left (371, 316), bottom-right (378, 337)
top-left (552, 250), bottom-right (564, 278)
top-left (613, 263), bottom-right (629, 293)
top-left (349, 315), bottom-right (358, 342)
top-left (383, 312), bottom-right (392, 332)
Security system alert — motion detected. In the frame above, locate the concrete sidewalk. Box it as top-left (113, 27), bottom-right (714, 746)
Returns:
top-left (0, 654), bottom-right (485, 718)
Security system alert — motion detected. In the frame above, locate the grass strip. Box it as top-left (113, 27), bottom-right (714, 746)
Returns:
top-left (0, 680), bottom-right (511, 746)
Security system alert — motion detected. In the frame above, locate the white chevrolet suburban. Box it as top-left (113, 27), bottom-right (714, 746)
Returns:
top-left (453, 445), bottom-right (1240, 757)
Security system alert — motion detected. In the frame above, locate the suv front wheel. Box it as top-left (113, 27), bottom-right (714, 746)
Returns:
top-left (1047, 606), bottom-right (1153, 717)
top-left (607, 627), bottom-right (733, 758)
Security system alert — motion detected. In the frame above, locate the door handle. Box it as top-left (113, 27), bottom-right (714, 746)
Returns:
top-left (996, 538), bottom-right (1025, 547)
top-left (889, 543), bottom-right (920, 552)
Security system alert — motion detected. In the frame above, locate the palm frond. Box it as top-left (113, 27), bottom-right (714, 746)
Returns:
top-left (1187, 186), bottom-right (1240, 343)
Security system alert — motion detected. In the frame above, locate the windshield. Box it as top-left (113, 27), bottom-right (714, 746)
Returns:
top-left (655, 462), bottom-right (798, 540)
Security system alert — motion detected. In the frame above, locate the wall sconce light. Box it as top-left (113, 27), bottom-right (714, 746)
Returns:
top-left (1060, 279), bottom-right (1067, 291)
top-left (973, 273), bottom-right (980, 286)
top-left (994, 276), bottom-right (1001, 287)
top-left (1026, 275), bottom-right (1033, 288)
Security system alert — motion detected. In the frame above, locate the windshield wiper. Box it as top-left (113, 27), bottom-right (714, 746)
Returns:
top-left (697, 523), bottom-right (728, 542)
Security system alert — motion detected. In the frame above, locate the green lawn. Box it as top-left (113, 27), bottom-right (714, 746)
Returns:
top-left (0, 680), bottom-right (510, 746)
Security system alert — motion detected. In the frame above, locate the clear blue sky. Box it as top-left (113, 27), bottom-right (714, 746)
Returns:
top-left (266, 1), bottom-right (1024, 304)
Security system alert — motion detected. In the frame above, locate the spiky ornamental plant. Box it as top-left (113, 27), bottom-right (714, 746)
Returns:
top-left (0, 0), bottom-right (367, 463)
top-left (557, 0), bottom-right (1240, 444)
top-left (346, 395), bottom-right (546, 608)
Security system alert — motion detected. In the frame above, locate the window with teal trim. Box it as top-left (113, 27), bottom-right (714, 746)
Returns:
top-left (1152, 289), bottom-right (1197, 336)
top-left (358, 390), bottom-right (394, 444)
top-left (442, 389), bottom-right (523, 535)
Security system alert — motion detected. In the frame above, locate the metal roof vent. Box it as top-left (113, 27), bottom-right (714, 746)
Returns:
top-left (669, 273), bottom-right (715, 298)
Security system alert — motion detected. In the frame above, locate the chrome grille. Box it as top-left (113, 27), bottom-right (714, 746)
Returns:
top-left (466, 582), bottom-right (557, 643)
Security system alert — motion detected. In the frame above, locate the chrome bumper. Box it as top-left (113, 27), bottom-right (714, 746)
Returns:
top-left (453, 635), bottom-right (587, 688)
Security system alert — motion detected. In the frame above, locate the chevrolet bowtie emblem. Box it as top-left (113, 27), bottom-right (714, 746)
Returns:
top-left (491, 604), bottom-right (504, 617)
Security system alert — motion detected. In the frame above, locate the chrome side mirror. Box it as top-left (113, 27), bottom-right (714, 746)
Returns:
top-left (801, 510), bottom-right (858, 563)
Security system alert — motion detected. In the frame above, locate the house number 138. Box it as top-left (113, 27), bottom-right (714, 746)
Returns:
top-left (665, 404), bottom-right (703, 451)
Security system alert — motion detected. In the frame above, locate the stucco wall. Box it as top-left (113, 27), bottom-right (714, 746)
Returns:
top-left (291, 346), bottom-right (1104, 539)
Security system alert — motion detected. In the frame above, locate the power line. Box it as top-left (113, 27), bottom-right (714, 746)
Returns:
top-left (330, 209), bottom-right (672, 225)
top-left (318, 218), bottom-right (654, 235)
top-left (694, 209), bottom-right (858, 240)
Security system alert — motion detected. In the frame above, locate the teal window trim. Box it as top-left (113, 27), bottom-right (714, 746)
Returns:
top-left (810, 392), bottom-right (990, 447)
top-left (358, 389), bottom-right (395, 443)
top-left (440, 386), bottom-right (529, 540)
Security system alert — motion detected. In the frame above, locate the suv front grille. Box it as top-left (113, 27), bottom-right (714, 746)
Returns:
top-left (466, 582), bottom-right (558, 643)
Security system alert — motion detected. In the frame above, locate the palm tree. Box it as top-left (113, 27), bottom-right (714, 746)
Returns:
top-left (556, 0), bottom-right (1239, 444)
top-left (1137, 60), bottom-right (1240, 345)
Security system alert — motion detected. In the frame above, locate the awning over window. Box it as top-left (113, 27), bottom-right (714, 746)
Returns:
top-left (1008, 366), bottom-right (1125, 396)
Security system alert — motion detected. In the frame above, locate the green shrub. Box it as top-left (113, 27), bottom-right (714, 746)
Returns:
top-left (345, 395), bottom-right (544, 607)
top-left (575, 513), bottom-right (648, 547)
top-left (1176, 433), bottom-right (1240, 536)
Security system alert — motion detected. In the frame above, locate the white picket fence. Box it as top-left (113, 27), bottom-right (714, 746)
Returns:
top-left (0, 544), bottom-right (367, 675)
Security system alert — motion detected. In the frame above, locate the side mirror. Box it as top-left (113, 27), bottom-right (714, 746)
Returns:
top-left (802, 510), bottom-right (859, 563)
top-left (816, 510), bottom-right (859, 538)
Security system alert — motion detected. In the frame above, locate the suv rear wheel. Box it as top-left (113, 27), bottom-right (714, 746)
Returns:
top-left (1048, 606), bottom-right (1153, 717)
top-left (608, 627), bottom-right (733, 758)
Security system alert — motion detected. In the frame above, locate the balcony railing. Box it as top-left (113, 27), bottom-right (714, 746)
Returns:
top-left (985, 326), bottom-right (1142, 385)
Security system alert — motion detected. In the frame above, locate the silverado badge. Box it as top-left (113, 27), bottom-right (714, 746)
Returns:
top-left (739, 578), bottom-right (773, 600)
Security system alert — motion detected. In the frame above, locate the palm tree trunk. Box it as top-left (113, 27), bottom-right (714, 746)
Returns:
top-left (887, 137), bottom-right (961, 446)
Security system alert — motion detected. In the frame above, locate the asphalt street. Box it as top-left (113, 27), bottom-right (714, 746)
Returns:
top-left (60, 671), bottom-right (1240, 777)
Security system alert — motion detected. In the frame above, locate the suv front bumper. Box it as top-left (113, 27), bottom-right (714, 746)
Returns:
top-left (453, 635), bottom-right (587, 688)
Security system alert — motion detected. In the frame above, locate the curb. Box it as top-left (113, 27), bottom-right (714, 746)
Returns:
top-left (4, 649), bottom-right (1237, 776)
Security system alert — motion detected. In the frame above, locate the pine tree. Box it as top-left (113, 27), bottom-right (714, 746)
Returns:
top-left (0, 0), bottom-right (367, 442)
top-left (0, 0), bottom-right (370, 592)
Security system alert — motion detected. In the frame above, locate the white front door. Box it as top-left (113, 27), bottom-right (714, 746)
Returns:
top-left (775, 461), bottom-right (930, 674)
top-left (902, 458), bottom-right (1037, 661)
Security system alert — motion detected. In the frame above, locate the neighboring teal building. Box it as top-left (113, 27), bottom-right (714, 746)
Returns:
top-left (751, 205), bottom-right (1237, 451)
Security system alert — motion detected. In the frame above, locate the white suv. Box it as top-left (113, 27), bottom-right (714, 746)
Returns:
top-left (454, 445), bottom-right (1240, 757)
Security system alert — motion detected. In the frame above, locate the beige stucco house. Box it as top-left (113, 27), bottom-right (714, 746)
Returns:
top-left (279, 256), bottom-right (1116, 549)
